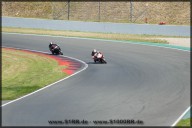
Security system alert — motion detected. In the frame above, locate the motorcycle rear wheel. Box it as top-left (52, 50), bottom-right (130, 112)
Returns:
top-left (60, 52), bottom-right (63, 55)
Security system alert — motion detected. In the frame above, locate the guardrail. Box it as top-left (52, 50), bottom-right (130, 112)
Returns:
top-left (2, 16), bottom-right (190, 37)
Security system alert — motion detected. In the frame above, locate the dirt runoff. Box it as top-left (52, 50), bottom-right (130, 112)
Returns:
top-left (156, 38), bottom-right (190, 48)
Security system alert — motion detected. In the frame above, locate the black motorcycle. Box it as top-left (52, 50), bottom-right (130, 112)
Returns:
top-left (50, 45), bottom-right (63, 55)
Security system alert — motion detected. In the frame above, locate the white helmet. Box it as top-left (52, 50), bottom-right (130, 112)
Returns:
top-left (50, 42), bottom-right (53, 45)
top-left (93, 49), bottom-right (97, 52)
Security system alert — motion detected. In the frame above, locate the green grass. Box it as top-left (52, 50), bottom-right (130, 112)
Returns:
top-left (176, 118), bottom-right (191, 127)
top-left (2, 48), bottom-right (68, 100)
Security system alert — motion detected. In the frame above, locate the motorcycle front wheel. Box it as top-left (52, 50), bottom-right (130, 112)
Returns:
top-left (60, 52), bottom-right (63, 55)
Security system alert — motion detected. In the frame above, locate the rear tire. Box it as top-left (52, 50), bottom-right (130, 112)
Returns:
top-left (102, 59), bottom-right (107, 64)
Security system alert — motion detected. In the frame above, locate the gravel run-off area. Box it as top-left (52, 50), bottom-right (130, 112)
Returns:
top-left (156, 38), bottom-right (190, 48)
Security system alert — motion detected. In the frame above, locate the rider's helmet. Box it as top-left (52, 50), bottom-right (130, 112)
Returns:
top-left (50, 42), bottom-right (53, 45)
top-left (93, 49), bottom-right (97, 53)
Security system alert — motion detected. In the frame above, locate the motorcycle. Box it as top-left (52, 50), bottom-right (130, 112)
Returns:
top-left (92, 52), bottom-right (107, 64)
top-left (50, 45), bottom-right (63, 55)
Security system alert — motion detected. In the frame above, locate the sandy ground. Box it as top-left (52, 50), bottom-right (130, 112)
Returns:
top-left (156, 38), bottom-right (190, 48)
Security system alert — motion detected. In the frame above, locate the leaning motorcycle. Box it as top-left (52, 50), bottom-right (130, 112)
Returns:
top-left (92, 52), bottom-right (107, 64)
top-left (51, 45), bottom-right (63, 55)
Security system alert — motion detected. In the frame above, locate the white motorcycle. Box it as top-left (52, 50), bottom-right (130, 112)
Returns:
top-left (92, 52), bottom-right (107, 64)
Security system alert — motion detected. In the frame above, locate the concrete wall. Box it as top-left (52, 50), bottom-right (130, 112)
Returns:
top-left (2, 16), bottom-right (190, 37)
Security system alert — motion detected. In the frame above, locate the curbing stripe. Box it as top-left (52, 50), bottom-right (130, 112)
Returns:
top-left (1, 46), bottom-right (88, 107)
top-left (2, 32), bottom-right (190, 126)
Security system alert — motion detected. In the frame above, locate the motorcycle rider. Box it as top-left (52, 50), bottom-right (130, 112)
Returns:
top-left (91, 49), bottom-right (106, 63)
top-left (91, 49), bottom-right (103, 60)
top-left (91, 49), bottom-right (97, 57)
top-left (49, 42), bottom-right (61, 54)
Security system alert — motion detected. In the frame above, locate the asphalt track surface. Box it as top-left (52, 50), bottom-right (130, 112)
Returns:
top-left (2, 33), bottom-right (190, 126)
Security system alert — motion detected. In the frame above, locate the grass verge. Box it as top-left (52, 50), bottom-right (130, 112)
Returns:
top-left (2, 27), bottom-right (180, 44)
top-left (176, 118), bottom-right (191, 127)
top-left (2, 48), bottom-right (68, 100)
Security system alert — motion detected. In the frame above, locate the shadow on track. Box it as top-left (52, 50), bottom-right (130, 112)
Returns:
top-left (86, 62), bottom-right (107, 64)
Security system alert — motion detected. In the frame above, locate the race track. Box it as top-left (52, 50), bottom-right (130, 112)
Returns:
top-left (2, 33), bottom-right (190, 126)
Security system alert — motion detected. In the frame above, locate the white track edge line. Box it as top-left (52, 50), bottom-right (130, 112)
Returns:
top-left (2, 33), bottom-right (190, 126)
top-left (2, 32), bottom-right (190, 52)
top-left (1, 46), bottom-right (88, 107)
top-left (171, 106), bottom-right (191, 126)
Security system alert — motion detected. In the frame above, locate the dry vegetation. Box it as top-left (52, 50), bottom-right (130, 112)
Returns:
top-left (2, 27), bottom-right (170, 44)
top-left (2, 1), bottom-right (190, 25)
